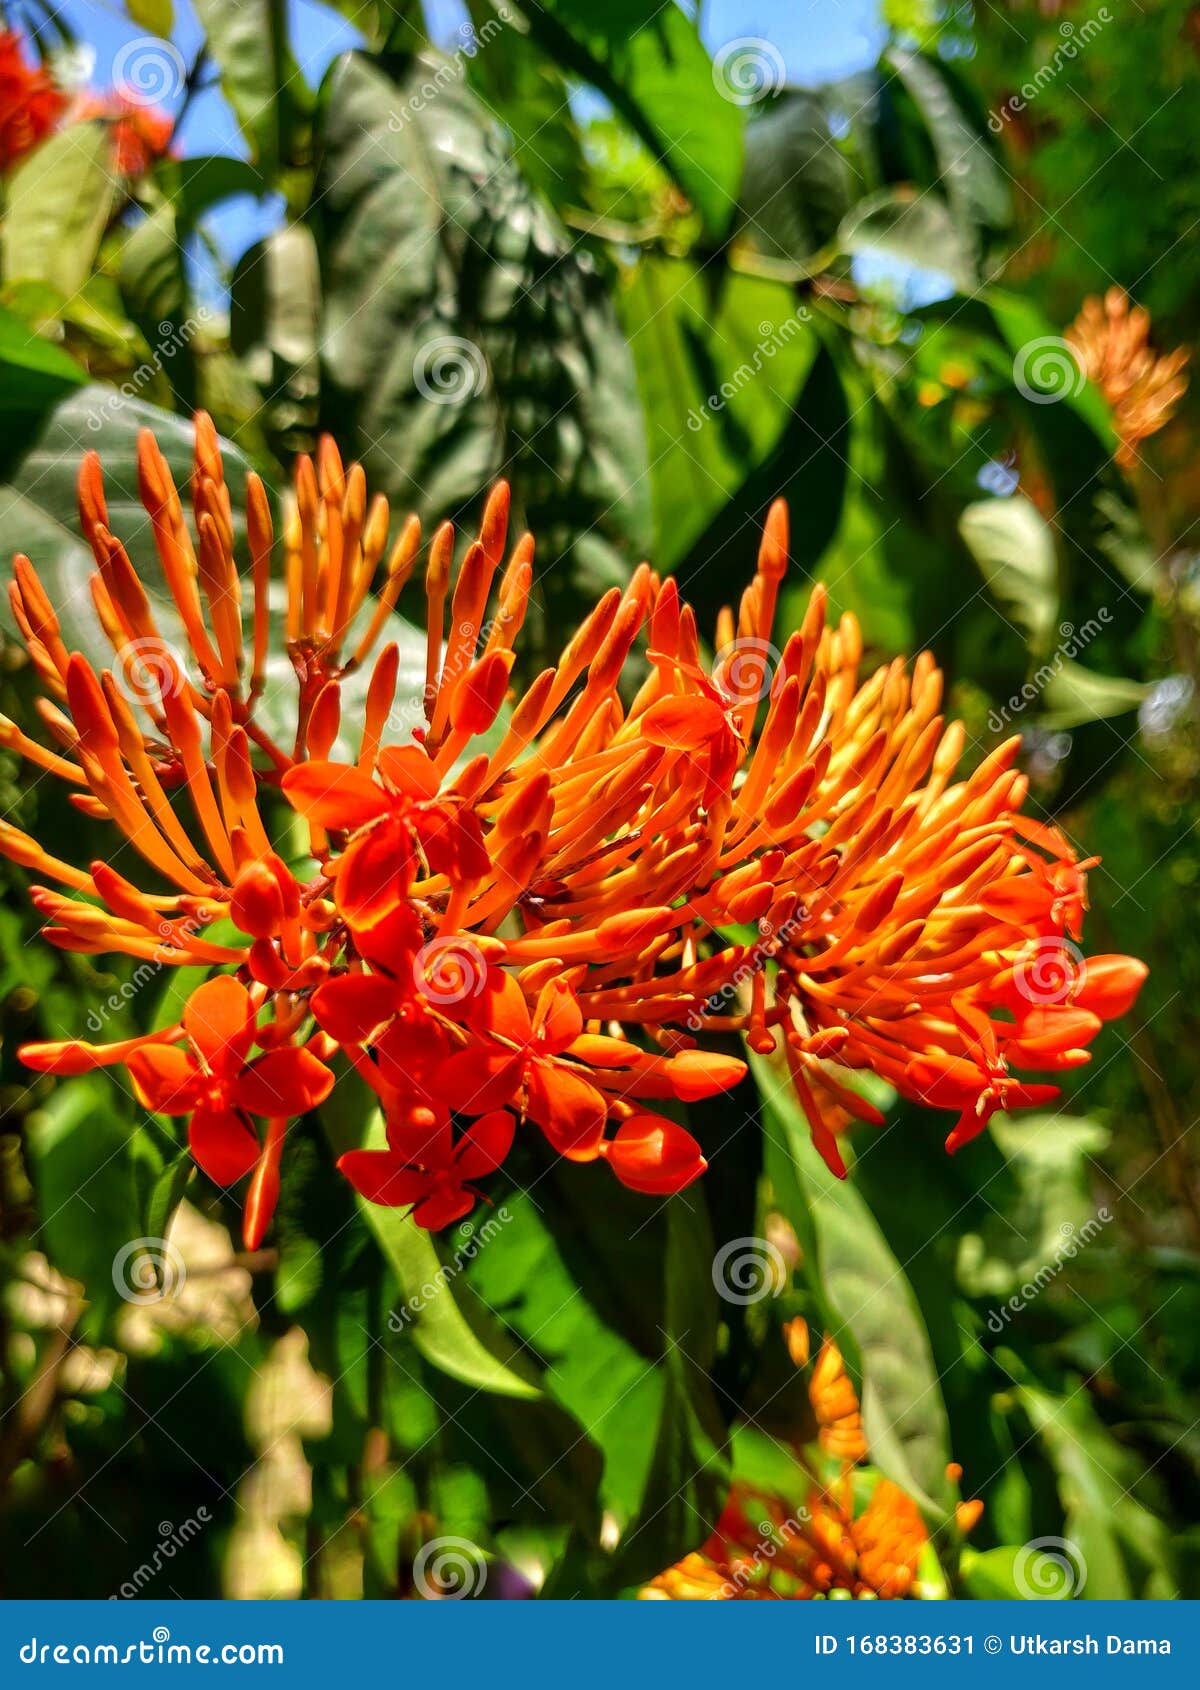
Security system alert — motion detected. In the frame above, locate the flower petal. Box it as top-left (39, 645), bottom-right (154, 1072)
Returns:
top-left (189, 1104), bottom-right (260, 1185)
top-left (233, 1047), bottom-right (334, 1117)
top-left (281, 760), bottom-right (390, 830)
top-left (183, 975), bottom-right (255, 1074)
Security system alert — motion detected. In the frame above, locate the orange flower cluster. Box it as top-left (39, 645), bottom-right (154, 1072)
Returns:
top-left (0, 32), bottom-right (65, 170)
top-left (640, 1479), bottom-right (930, 1601)
top-left (643, 1324), bottom-right (981, 1600)
top-left (1066, 288), bottom-right (1188, 469)
top-left (3, 415), bottom-right (1145, 1245)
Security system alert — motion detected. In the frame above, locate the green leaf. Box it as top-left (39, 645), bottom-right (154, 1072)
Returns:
top-left (739, 93), bottom-right (852, 266)
top-left (230, 222), bottom-right (321, 450)
top-left (516, 1), bottom-right (743, 237)
top-left (840, 186), bottom-right (976, 292)
top-left (464, 2), bottom-right (587, 212)
top-left (0, 305), bottom-right (87, 417)
top-left (1019, 1384), bottom-right (1179, 1598)
top-left (26, 1077), bottom-right (148, 1341)
top-left (1039, 660), bottom-right (1149, 730)
top-left (959, 495), bottom-right (1059, 651)
top-left (619, 256), bottom-right (817, 568)
top-left (127, 0), bottom-right (175, 32)
top-left (313, 49), bottom-right (649, 652)
top-left (192, 0), bottom-right (284, 175)
top-left (143, 1150), bottom-right (194, 1249)
top-left (755, 1052), bottom-right (954, 1519)
top-left (1, 123), bottom-right (117, 299)
top-left (884, 47), bottom-right (1010, 233)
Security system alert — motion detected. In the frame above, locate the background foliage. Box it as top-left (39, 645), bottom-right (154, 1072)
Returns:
top-left (0, 0), bottom-right (1198, 1600)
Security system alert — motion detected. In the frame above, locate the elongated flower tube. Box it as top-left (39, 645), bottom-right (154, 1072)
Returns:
top-left (3, 414), bottom-right (1146, 1245)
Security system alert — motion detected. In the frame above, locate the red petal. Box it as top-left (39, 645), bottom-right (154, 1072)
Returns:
top-left (183, 975), bottom-right (255, 1074)
top-left (464, 966), bottom-right (532, 1044)
top-left (233, 1047), bottom-right (334, 1117)
top-left (281, 761), bottom-right (390, 830)
top-left (189, 1105), bottom-right (260, 1185)
top-left (337, 818), bottom-right (414, 930)
top-left (126, 1043), bottom-right (201, 1114)
top-left (376, 745), bottom-right (440, 800)
top-left (534, 979), bottom-right (583, 1055)
top-left (413, 1186), bottom-right (476, 1230)
top-left (641, 695), bottom-right (727, 750)
top-left (437, 1046), bottom-right (524, 1116)
top-left (1073, 954), bottom-right (1148, 1021)
top-left (454, 1109), bottom-right (515, 1179)
top-left (524, 1059), bottom-right (607, 1160)
top-left (338, 1149), bottom-right (428, 1207)
top-left (604, 1113), bottom-right (706, 1196)
top-left (312, 973), bottom-right (399, 1045)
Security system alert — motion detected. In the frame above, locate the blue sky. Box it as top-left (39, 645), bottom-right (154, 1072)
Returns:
top-left (61, 0), bottom-right (885, 285)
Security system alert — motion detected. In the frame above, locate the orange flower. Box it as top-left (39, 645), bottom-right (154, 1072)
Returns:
top-left (1066, 288), bottom-right (1188, 469)
top-left (0, 31), bottom-right (66, 170)
top-left (641, 1479), bottom-right (929, 1600)
top-left (3, 414), bottom-right (1145, 1245)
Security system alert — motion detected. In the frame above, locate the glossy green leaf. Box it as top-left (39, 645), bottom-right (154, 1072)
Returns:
top-left (959, 494), bottom-right (1059, 651)
top-left (1, 123), bottom-right (116, 299)
top-left (755, 1052), bottom-right (954, 1519)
